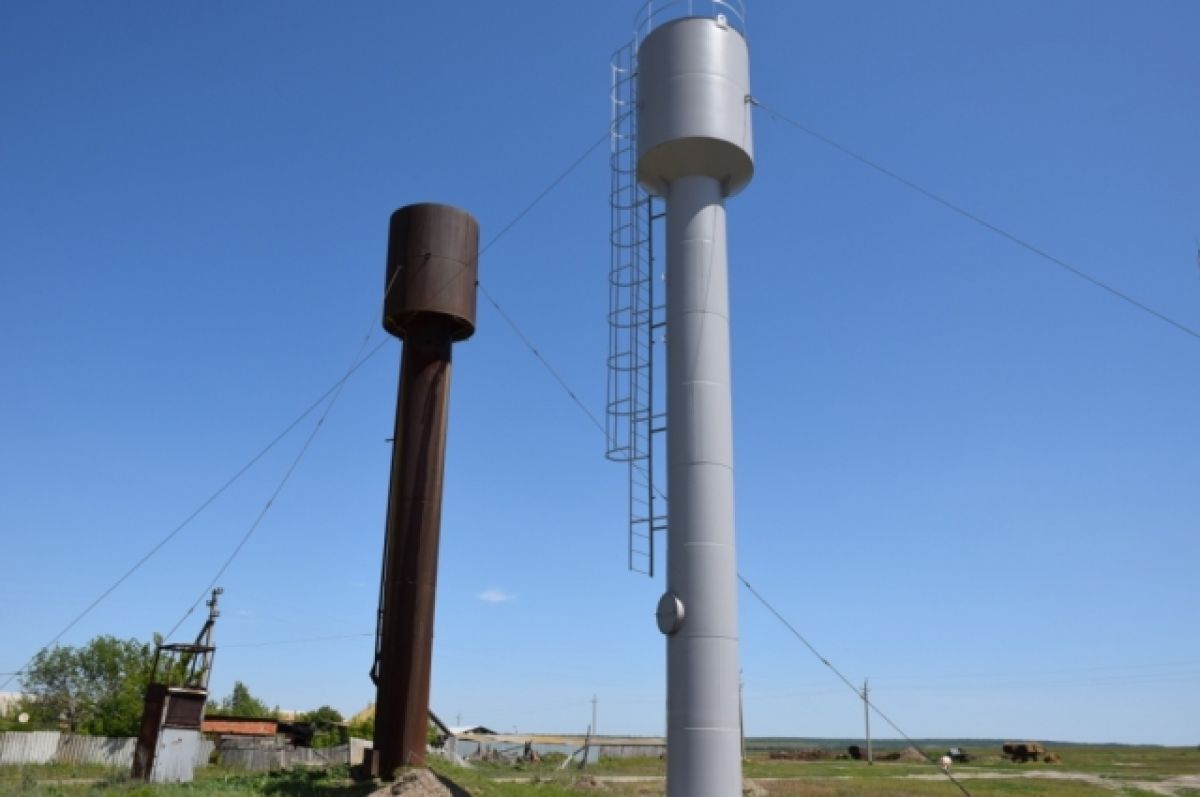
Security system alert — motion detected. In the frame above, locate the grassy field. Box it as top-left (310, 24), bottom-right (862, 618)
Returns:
top-left (2, 745), bottom-right (1197, 796)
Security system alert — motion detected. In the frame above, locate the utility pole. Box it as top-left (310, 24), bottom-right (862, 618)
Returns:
top-left (739, 669), bottom-right (746, 762)
top-left (863, 679), bottom-right (873, 765)
top-left (591, 695), bottom-right (598, 737)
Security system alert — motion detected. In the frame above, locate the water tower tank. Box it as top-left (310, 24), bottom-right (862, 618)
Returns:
top-left (637, 16), bottom-right (754, 198)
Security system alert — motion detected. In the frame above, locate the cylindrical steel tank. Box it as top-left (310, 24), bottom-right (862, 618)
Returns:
top-left (383, 203), bottom-right (479, 341)
top-left (637, 16), bottom-right (754, 198)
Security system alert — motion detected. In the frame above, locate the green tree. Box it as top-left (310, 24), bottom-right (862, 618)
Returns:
top-left (347, 712), bottom-right (374, 740)
top-left (215, 681), bottom-right (273, 717)
top-left (300, 705), bottom-right (344, 748)
top-left (19, 636), bottom-right (152, 736)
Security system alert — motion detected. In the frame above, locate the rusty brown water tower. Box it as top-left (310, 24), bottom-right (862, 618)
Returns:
top-left (370, 203), bottom-right (478, 777)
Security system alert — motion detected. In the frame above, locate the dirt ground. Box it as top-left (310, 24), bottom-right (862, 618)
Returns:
top-left (371, 768), bottom-right (470, 797)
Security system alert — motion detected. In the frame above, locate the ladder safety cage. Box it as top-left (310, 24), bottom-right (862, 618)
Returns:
top-left (608, 40), bottom-right (668, 577)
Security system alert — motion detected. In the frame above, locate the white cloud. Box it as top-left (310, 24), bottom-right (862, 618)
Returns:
top-left (477, 589), bottom-right (515, 604)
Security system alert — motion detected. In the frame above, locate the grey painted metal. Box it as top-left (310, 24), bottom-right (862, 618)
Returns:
top-left (662, 174), bottom-right (741, 797)
top-left (637, 17), bottom-right (754, 198)
top-left (633, 0), bottom-right (748, 47)
top-left (57, 734), bottom-right (137, 767)
top-left (635, 13), bottom-right (754, 797)
top-left (0, 730), bottom-right (59, 765)
top-left (0, 732), bottom-right (207, 769)
top-left (150, 728), bottom-right (202, 783)
top-left (197, 739), bottom-right (216, 768)
top-left (608, 39), bottom-right (667, 576)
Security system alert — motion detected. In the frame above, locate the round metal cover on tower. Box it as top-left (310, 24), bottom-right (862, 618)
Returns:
top-left (636, 16), bottom-right (754, 197)
top-left (656, 591), bottom-right (686, 635)
top-left (383, 203), bottom-right (479, 341)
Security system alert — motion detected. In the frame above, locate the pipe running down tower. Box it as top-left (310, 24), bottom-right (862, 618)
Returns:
top-left (373, 203), bottom-right (478, 777)
top-left (637, 9), bottom-right (753, 797)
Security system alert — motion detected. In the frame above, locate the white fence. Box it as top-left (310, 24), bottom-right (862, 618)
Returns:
top-left (0, 731), bottom-right (212, 769)
top-left (447, 734), bottom-right (665, 764)
top-left (0, 731), bottom-right (58, 765)
top-left (216, 737), bottom-right (370, 771)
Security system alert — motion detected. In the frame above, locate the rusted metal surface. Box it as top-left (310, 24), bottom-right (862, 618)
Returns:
top-left (201, 716), bottom-right (279, 736)
top-left (163, 690), bottom-right (206, 729)
top-left (131, 683), bottom-right (167, 779)
top-left (373, 203), bottom-right (479, 777)
top-left (383, 203), bottom-right (479, 342)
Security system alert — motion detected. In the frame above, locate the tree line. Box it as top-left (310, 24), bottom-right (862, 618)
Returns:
top-left (1, 635), bottom-right (369, 744)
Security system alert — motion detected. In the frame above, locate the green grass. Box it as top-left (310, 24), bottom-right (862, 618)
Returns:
top-left (0, 764), bottom-right (374, 797)
top-left (1, 745), bottom-right (1197, 796)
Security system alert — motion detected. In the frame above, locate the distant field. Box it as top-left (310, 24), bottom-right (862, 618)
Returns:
top-left (2, 743), bottom-right (1198, 796)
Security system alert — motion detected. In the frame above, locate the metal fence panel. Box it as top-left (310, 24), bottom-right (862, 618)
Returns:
top-left (0, 731), bottom-right (60, 765)
top-left (56, 734), bottom-right (136, 766)
top-left (0, 731), bottom-right (212, 770)
top-left (196, 739), bottom-right (215, 767)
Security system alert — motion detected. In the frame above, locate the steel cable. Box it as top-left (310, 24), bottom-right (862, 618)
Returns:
top-left (748, 96), bottom-right (1200, 342)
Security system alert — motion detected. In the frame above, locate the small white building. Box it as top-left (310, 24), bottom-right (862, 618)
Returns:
top-left (0, 692), bottom-right (21, 718)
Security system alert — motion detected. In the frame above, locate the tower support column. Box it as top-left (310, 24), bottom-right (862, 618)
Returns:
top-left (372, 203), bottom-right (478, 778)
top-left (663, 174), bottom-right (741, 797)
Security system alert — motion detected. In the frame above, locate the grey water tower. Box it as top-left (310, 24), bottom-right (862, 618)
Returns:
top-left (636, 7), bottom-right (754, 797)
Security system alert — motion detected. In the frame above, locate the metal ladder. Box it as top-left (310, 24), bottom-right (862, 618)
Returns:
top-left (607, 41), bottom-right (667, 576)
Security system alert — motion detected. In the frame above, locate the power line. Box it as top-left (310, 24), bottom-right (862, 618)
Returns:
top-left (739, 575), bottom-right (973, 797)
top-left (871, 659), bottom-right (1200, 684)
top-left (748, 96), bottom-right (1200, 342)
top-left (222, 633), bottom-right (373, 649)
top-left (162, 349), bottom-right (362, 641)
top-left (486, 298), bottom-right (972, 790)
top-left (420, 129), bottom-right (611, 303)
top-left (7, 126), bottom-right (611, 687)
top-left (478, 283), bottom-right (606, 436)
top-left (162, 319), bottom-right (384, 640)
top-left (480, 132), bottom-right (610, 261)
top-left (0, 338), bottom-right (390, 692)
top-left (879, 671), bottom-right (1200, 693)
top-left (169, 128), bottom-right (610, 643)
top-left (473, 191), bottom-right (971, 794)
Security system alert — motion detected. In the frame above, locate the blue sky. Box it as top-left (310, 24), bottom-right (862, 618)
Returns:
top-left (2, 1), bottom-right (1197, 745)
